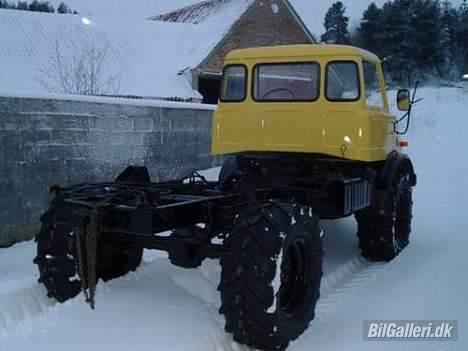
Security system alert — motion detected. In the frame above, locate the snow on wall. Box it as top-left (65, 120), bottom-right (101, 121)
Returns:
top-left (0, 94), bottom-right (219, 247)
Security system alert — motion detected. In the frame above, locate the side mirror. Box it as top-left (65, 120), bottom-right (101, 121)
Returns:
top-left (397, 89), bottom-right (411, 111)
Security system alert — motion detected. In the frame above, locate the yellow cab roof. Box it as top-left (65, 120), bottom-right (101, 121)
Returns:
top-left (225, 44), bottom-right (380, 63)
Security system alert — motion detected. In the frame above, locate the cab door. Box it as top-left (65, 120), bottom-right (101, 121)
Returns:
top-left (321, 60), bottom-right (362, 159)
top-left (362, 61), bottom-right (396, 159)
top-left (212, 65), bottom-right (248, 154)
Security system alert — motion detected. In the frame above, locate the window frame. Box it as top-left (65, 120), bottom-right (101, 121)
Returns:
top-left (219, 64), bottom-right (248, 103)
top-left (251, 61), bottom-right (321, 103)
top-left (325, 60), bottom-right (361, 102)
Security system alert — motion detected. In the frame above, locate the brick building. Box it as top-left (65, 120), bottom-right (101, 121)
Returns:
top-left (151, 0), bottom-right (317, 103)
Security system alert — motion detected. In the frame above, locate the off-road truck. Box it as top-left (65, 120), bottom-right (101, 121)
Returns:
top-left (34, 45), bottom-right (417, 350)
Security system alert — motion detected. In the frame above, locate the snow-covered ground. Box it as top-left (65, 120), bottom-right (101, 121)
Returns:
top-left (1, 86), bottom-right (467, 350)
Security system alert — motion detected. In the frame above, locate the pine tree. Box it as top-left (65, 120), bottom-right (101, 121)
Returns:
top-left (379, 0), bottom-right (415, 84)
top-left (357, 3), bottom-right (383, 55)
top-left (0, 0), bottom-right (16, 8)
top-left (39, 1), bottom-right (54, 12)
top-left (28, 0), bottom-right (39, 11)
top-left (411, 0), bottom-right (445, 79)
top-left (458, 0), bottom-right (468, 74)
top-left (57, 2), bottom-right (70, 13)
top-left (440, 0), bottom-right (460, 77)
top-left (28, 0), bottom-right (53, 12)
top-left (321, 1), bottom-right (351, 44)
top-left (17, 1), bottom-right (28, 10)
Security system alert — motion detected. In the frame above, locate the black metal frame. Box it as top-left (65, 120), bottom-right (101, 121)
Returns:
top-left (48, 154), bottom-right (376, 263)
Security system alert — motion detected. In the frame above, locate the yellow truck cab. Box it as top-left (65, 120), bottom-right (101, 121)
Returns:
top-left (213, 45), bottom-right (397, 162)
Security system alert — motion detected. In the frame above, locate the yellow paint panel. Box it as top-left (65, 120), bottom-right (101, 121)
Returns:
top-left (211, 45), bottom-right (398, 162)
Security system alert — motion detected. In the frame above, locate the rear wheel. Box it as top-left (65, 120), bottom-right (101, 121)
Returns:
top-left (219, 201), bottom-right (323, 350)
top-left (34, 209), bottom-right (82, 302)
top-left (356, 170), bottom-right (413, 262)
top-left (35, 208), bottom-right (143, 302)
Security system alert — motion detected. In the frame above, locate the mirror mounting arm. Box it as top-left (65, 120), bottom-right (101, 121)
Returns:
top-left (395, 82), bottom-right (423, 135)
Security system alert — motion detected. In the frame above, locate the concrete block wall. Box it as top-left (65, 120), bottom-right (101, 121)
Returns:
top-left (0, 95), bottom-right (218, 247)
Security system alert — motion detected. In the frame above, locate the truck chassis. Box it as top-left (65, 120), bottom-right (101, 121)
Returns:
top-left (34, 153), bottom-right (414, 350)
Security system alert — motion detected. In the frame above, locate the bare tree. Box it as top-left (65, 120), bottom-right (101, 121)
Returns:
top-left (39, 40), bottom-right (121, 96)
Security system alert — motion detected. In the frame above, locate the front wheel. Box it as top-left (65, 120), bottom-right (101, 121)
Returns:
top-left (219, 201), bottom-right (323, 350)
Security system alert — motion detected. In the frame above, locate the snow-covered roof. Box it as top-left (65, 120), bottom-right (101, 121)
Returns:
top-left (150, 0), bottom-right (254, 25)
top-left (150, 0), bottom-right (316, 65)
top-left (0, 1), bottom-right (317, 100)
top-left (0, 9), bottom-right (214, 100)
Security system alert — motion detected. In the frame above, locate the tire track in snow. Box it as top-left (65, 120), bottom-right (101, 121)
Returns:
top-left (316, 257), bottom-right (387, 317)
top-left (169, 260), bottom-right (252, 351)
top-left (1, 244), bottom-right (386, 350)
top-left (289, 257), bottom-right (388, 348)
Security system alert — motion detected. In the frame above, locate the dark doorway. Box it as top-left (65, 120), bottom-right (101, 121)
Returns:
top-left (198, 75), bottom-right (221, 104)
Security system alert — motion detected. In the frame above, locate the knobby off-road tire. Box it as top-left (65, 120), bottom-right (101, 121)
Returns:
top-left (219, 201), bottom-right (323, 350)
top-left (356, 170), bottom-right (413, 262)
top-left (35, 207), bottom-right (143, 302)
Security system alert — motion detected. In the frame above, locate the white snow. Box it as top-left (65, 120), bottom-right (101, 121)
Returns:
top-left (0, 1), bottom-right (258, 100)
top-left (0, 5), bottom-right (251, 100)
top-left (0, 89), bottom-right (217, 110)
top-left (1, 87), bottom-right (468, 350)
top-left (268, 250), bottom-right (283, 314)
top-left (0, 9), bottom-right (206, 100)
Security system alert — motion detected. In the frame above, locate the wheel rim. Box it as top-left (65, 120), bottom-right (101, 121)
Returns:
top-left (279, 238), bottom-right (308, 316)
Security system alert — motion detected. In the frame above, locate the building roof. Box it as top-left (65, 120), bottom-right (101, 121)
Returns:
top-left (149, 0), bottom-right (254, 24)
top-left (151, 0), bottom-right (316, 67)
top-left (0, 9), bottom-right (211, 100)
top-left (151, 1), bottom-right (315, 43)
top-left (0, 2), bottom-right (316, 101)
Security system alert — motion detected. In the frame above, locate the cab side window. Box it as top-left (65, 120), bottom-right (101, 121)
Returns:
top-left (363, 62), bottom-right (384, 108)
top-left (220, 65), bottom-right (247, 102)
top-left (326, 62), bottom-right (360, 101)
